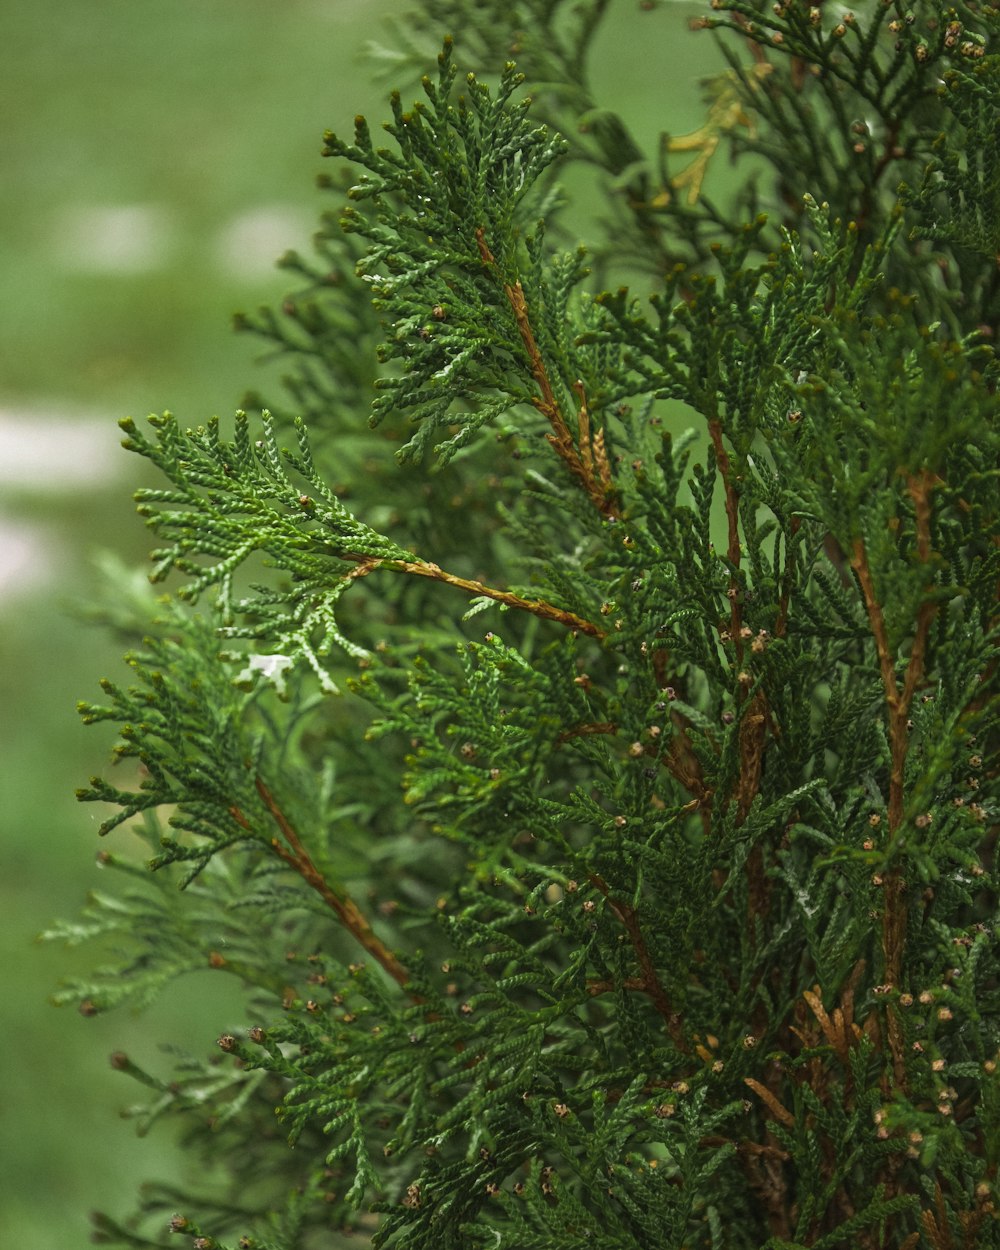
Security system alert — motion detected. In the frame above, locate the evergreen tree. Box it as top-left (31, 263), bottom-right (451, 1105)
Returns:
top-left (48, 1), bottom-right (999, 1245)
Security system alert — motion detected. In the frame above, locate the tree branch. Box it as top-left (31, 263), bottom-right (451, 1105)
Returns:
top-left (588, 872), bottom-right (688, 1051)
top-left (476, 227), bottom-right (618, 518)
top-left (345, 554), bottom-right (604, 639)
top-left (395, 558), bottom-right (605, 637)
top-left (230, 779), bottom-right (410, 989)
top-left (345, 552), bottom-right (605, 640)
top-left (849, 472), bottom-right (940, 1091)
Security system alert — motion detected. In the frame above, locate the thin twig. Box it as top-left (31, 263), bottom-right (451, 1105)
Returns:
top-left (586, 976), bottom-right (647, 996)
top-left (849, 472), bottom-right (940, 1092)
top-left (850, 540), bottom-right (899, 730)
top-left (395, 559), bottom-right (605, 637)
top-left (737, 690), bottom-right (772, 921)
top-left (345, 554), bottom-right (604, 638)
top-left (588, 872), bottom-right (688, 1051)
top-left (556, 720), bottom-right (617, 743)
top-left (705, 416), bottom-right (775, 913)
top-left (706, 416), bottom-right (773, 845)
top-left (476, 227), bottom-right (618, 517)
top-left (851, 476), bottom-right (939, 831)
top-left (664, 733), bottom-right (714, 826)
top-left (230, 780), bottom-right (411, 989)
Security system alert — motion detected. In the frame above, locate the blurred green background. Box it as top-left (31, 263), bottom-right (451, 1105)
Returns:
top-left (1, 2), bottom-right (722, 1244)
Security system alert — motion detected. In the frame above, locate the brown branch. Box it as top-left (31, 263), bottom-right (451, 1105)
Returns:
top-left (557, 721), bottom-right (712, 828)
top-left (586, 976), bottom-right (647, 997)
top-left (850, 538), bottom-right (901, 740)
top-left (345, 553), bottom-right (604, 639)
top-left (735, 692), bottom-right (768, 824)
top-left (475, 227), bottom-right (618, 518)
top-left (650, 653), bottom-right (714, 822)
top-left (588, 872), bottom-right (688, 1051)
top-left (557, 684), bottom-right (714, 824)
top-left (230, 779), bottom-right (410, 990)
top-left (849, 473), bottom-right (940, 1093)
top-left (706, 416), bottom-right (776, 902)
top-left (851, 476), bottom-right (940, 832)
top-left (663, 733), bottom-right (714, 833)
top-left (392, 558), bottom-right (605, 638)
top-left (556, 720), bottom-right (617, 744)
top-left (735, 1138), bottom-right (791, 1162)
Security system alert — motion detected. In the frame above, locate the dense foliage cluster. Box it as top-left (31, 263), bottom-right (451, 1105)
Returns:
top-left (50, 1), bottom-right (999, 1246)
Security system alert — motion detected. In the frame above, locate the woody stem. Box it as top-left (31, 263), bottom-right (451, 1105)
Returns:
top-left (230, 780), bottom-right (410, 989)
top-left (475, 227), bottom-right (617, 517)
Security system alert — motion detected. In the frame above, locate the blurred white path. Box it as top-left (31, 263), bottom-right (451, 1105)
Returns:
top-left (0, 407), bottom-right (123, 598)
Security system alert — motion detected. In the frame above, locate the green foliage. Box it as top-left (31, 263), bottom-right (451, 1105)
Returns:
top-left (326, 41), bottom-right (571, 462)
top-left (52, 2), bottom-right (999, 1248)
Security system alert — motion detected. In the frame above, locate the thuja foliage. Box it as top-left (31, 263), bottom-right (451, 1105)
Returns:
top-left (49, 1), bottom-right (1000, 1246)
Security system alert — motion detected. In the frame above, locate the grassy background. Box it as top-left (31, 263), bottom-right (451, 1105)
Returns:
top-left (1, 3), bottom-right (724, 1244)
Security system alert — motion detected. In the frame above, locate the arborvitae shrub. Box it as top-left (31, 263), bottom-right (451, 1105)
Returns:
top-left (49, 1), bottom-right (999, 1246)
